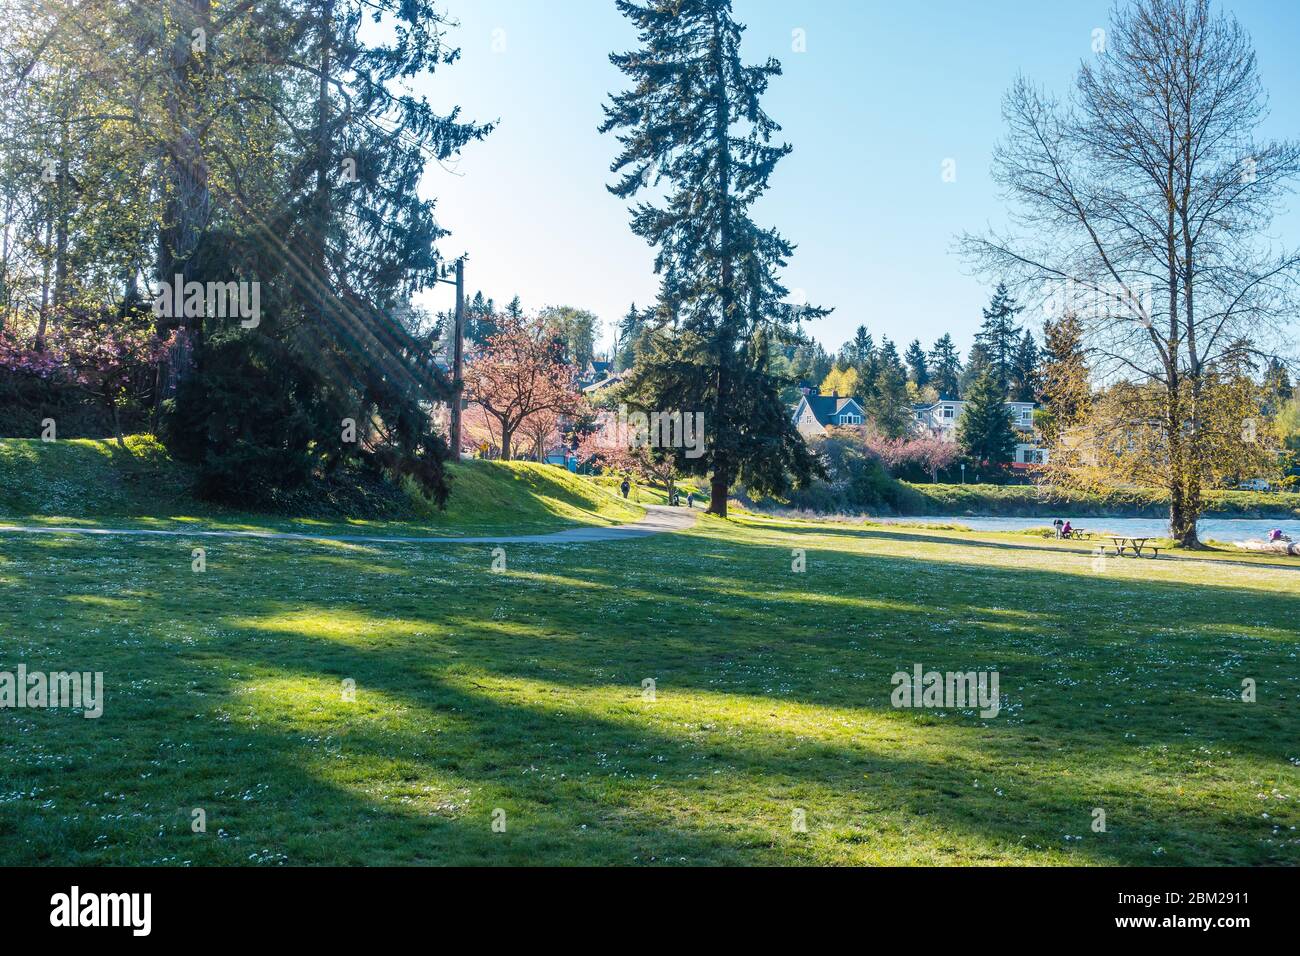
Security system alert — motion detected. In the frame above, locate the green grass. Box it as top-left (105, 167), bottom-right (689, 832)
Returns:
top-left (2, 503), bottom-right (1297, 865)
top-left (0, 436), bottom-right (643, 537)
top-left (587, 473), bottom-right (710, 506)
top-left (904, 481), bottom-right (1300, 519)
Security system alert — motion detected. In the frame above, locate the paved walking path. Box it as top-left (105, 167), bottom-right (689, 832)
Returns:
top-left (0, 504), bottom-right (699, 547)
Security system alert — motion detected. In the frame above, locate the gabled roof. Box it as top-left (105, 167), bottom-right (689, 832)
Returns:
top-left (799, 393), bottom-right (865, 427)
top-left (582, 372), bottom-right (625, 394)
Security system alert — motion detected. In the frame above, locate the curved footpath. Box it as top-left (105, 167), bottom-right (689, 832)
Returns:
top-left (0, 504), bottom-right (699, 547)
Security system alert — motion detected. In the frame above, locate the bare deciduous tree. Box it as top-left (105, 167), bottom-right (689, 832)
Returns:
top-left (962, 0), bottom-right (1300, 546)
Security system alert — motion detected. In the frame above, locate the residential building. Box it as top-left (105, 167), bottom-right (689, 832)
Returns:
top-left (912, 398), bottom-right (1049, 466)
top-left (792, 391), bottom-right (868, 438)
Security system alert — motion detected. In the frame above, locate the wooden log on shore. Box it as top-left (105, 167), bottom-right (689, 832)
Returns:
top-left (1234, 539), bottom-right (1300, 556)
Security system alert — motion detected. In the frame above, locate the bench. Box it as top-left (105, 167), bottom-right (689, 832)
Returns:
top-left (1110, 536), bottom-right (1161, 558)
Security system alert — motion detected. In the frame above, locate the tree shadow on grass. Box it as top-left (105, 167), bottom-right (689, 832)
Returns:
top-left (763, 520), bottom-right (1300, 573)
top-left (210, 529), bottom-right (1300, 775)
top-left (2, 530), bottom-right (1297, 865)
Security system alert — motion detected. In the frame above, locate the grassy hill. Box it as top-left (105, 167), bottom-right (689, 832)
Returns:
top-left (0, 436), bottom-right (643, 536)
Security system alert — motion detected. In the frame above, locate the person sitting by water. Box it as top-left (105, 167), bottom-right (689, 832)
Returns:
top-left (1269, 528), bottom-right (1292, 543)
top-left (1062, 520), bottom-right (1074, 539)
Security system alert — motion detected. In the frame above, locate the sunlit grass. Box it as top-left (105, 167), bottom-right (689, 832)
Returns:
top-left (0, 437), bottom-right (644, 537)
top-left (0, 511), bottom-right (1296, 865)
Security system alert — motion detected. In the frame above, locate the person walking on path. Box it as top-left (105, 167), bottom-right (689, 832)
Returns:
top-left (687, 491), bottom-right (694, 509)
top-left (620, 477), bottom-right (630, 500)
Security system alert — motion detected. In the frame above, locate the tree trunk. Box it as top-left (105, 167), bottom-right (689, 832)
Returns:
top-left (1178, 476), bottom-right (1202, 548)
top-left (1169, 486), bottom-right (1199, 547)
top-left (53, 116), bottom-right (69, 310)
top-left (704, 9), bottom-right (732, 522)
top-left (500, 426), bottom-right (512, 461)
top-left (708, 471), bottom-right (728, 517)
top-left (157, 0), bottom-right (213, 398)
top-left (36, 216), bottom-right (51, 349)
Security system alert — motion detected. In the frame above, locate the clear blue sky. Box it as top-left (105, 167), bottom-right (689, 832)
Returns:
top-left (414, 0), bottom-right (1300, 359)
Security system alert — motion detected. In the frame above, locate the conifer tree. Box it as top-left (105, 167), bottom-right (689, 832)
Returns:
top-left (865, 360), bottom-right (912, 439)
top-left (1009, 329), bottom-right (1041, 402)
top-left (601, 0), bottom-right (826, 516)
top-left (959, 341), bottom-right (992, 398)
top-left (1039, 311), bottom-right (1090, 445)
top-left (974, 282), bottom-right (1023, 395)
top-left (957, 367), bottom-right (1017, 463)
top-left (904, 339), bottom-right (929, 388)
top-left (928, 334), bottom-right (962, 399)
top-left (614, 303), bottom-right (647, 370)
top-left (465, 291), bottom-right (497, 346)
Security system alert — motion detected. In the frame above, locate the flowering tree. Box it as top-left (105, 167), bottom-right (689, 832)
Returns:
top-left (841, 426), bottom-right (961, 482)
top-left (576, 413), bottom-right (679, 496)
top-left (519, 406), bottom-right (568, 462)
top-left (902, 433), bottom-right (962, 482)
top-left (0, 329), bottom-right (64, 379)
top-left (463, 315), bottom-right (584, 460)
top-left (60, 324), bottom-right (170, 443)
top-left (0, 320), bottom-right (168, 441)
top-left (460, 401), bottom-right (502, 458)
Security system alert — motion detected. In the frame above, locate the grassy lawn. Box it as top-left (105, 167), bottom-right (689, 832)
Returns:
top-left (904, 481), bottom-right (1300, 519)
top-left (1, 504), bottom-right (1297, 865)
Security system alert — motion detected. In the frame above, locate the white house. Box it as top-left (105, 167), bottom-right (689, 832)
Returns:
top-left (912, 398), bottom-right (1049, 466)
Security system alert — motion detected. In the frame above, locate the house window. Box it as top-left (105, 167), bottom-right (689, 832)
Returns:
top-left (942, 406), bottom-right (954, 419)
top-left (840, 414), bottom-right (861, 425)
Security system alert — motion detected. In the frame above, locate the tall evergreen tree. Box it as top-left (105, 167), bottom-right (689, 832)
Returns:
top-left (928, 333), bottom-right (962, 399)
top-left (853, 329), bottom-right (878, 397)
top-left (789, 338), bottom-right (832, 387)
top-left (847, 326), bottom-right (872, 367)
top-left (877, 336), bottom-right (902, 376)
top-left (1009, 328), bottom-right (1041, 402)
top-left (903, 338), bottom-right (929, 388)
top-left (974, 282), bottom-right (1023, 395)
top-left (866, 360), bottom-right (911, 438)
top-left (464, 290), bottom-right (496, 346)
top-left (601, 0), bottom-right (826, 516)
top-left (957, 367), bottom-right (1018, 463)
top-left (1039, 310), bottom-right (1090, 444)
top-left (959, 341), bottom-right (992, 398)
top-left (1264, 357), bottom-right (1293, 407)
top-left (614, 302), bottom-right (646, 370)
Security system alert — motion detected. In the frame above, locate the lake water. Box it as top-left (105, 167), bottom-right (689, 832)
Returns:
top-left (872, 515), bottom-right (1293, 541)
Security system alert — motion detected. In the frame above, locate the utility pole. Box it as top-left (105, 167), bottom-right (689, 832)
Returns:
top-left (449, 256), bottom-right (466, 462)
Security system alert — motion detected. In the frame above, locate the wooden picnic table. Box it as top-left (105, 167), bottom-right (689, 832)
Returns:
top-left (1110, 535), bottom-right (1160, 558)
